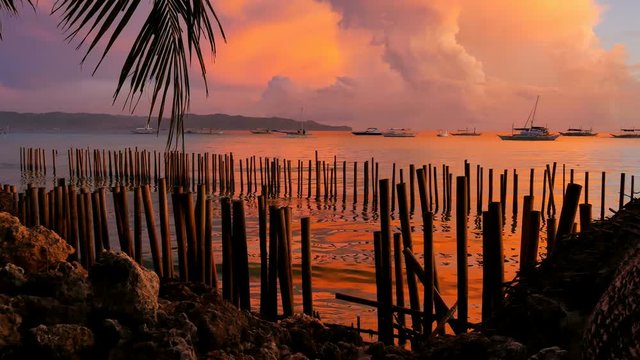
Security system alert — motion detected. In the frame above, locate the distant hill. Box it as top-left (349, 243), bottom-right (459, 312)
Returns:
top-left (0, 112), bottom-right (351, 133)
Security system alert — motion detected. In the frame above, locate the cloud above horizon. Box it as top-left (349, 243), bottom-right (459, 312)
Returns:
top-left (1, 0), bottom-right (638, 130)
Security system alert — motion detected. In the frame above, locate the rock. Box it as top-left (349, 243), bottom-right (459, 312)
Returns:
top-left (278, 314), bottom-right (362, 359)
top-left (12, 295), bottom-right (89, 328)
top-left (24, 261), bottom-right (90, 303)
top-left (582, 246), bottom-right (640, 359)
top-left (0, 213), bottom-right (74, 272)
top-left (28, 324), bottom-right (94, 360)
top-left (253, 340), bottom-right (280, 360)
top-left (92, 318), bottom-right (131, 353)
top-left (108, 333), bottom-right (197, 360)
top-left (0, 300), bottom-right (22, 349)
top-left (0, 263), bottom-right (27, 295)
top-left (0, 194), bottom-right (16, 216)
top-left (90, 251), bottom-right (159, 325)
top-left (422, 333), bottom-right (527, 360)
top-left (529, 346), bottom-right (568, 360)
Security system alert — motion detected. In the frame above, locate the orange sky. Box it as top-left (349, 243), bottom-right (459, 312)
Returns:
top-left (1, 0), bottom-right (639, 130)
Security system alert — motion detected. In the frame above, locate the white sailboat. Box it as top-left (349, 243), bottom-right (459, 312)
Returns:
top-left (499, 96), bottom-right (559, 141)
top-left (283, 107), bottom-right (310, 137)
top-left (131, 123), bottom-right (154, 134)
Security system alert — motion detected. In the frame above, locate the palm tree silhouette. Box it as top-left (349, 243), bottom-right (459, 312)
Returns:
top-left (0, 0), bottom-right (224, 148)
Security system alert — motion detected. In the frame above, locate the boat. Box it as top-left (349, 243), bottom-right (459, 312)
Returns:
top-left (131, 124), bottom-right (154, 134)
top-left (250, 128), bottom-right (272, 134)
top-left (283, 108), bottom-right (311, 137)
top-left (498, 96), bottom-right (559, 141)
top-left (560, 128), bottom-right (597, 136)
top-left (382, 128), bottom-right (416, 137)
top-left (437, 130), bottom-right (450, 137)
top-left (611, 128), bottom-right (640, 138)
top-left (185, 128), bottom-right (224, 135)
top-left (352, 127), bottom-right (382, 136)
top-left (284, 129), bottom-right (310, 137)
top-left (451, 127), bottom-right (481, 136)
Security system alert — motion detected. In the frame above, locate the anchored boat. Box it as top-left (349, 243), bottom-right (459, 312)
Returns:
top-left (499, 96), bottom-right (559, 141)
top-left (382, 128), bottom-right (416, 137)
top-left (352, 128), bottom-right (382, 136)
top-left (451, 127), bottom-right (481, 136)
top-left (185, 128), bottom-right (224, 135)
top-left (560, 128), bottom-right (597, 136)
top-left (131, 124), bottom-right (154, 134)
top-left (611, 128), bottom-right (640, 138)
top-left (250, 128), bottom-right (272, 134)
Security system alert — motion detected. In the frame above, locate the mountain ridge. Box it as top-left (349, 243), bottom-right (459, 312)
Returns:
top-left (0, 111), bottom-right (352, 132)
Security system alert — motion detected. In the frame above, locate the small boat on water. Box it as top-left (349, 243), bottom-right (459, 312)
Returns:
top-left (451, 127), bottom-right (481, 136)
top-left (283, 107), bottom-right (311, 137)
top-left (352, 127), bottom-right (382, 136)
top-left (499, 96), bottom-right (559, 141)
top-left (382, 128), bottom-right (416, 137)
top-left (560, 128), bottom-right (597, 136)
top-left (437, 130), bottom-right (449, 137)
top-left (250, 128), bottom-right (272, 134)
top-left (283, 129), bottom-right (310, 137)
top-left (185, 128), bottom-right (224, 135)
top-left (131, 124), bottom-right (154, 134)
top-left (611, 128), bottom-right (640, 138)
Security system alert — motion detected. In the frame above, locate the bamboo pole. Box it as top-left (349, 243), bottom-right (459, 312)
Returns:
top-left (556, 183), bottom-right (582, 242)
top-left (233, 200), bottom-right (251, 311)
top-left (158, 179), bottom-right (173, 279)
top-left (482, 202), bottom-right (503, 322)
top-left (142, 184), bottom-right (163, 277)
top-left (221, 197), bottom-right (234, 302)
top-left (301, 217), bottom-right (313, 316)
top-left (455, 176), bottom-right (468, 332)
top-left (396, 182), bottom-right (421, 333)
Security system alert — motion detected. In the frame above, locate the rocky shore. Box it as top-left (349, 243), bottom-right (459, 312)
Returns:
top-left (0, 199), bottom-right (639, 359)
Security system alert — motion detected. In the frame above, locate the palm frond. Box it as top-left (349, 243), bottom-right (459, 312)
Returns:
top-left (0, 0), bottom-right (35, 40)
top-left (53, 0), bottom-right (224, 148)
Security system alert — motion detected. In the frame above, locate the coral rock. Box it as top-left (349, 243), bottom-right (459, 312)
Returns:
top-left (90, 251), bottom-right (160, 325)
top-left (0, 263), bottom-right (27, 295)
top-left (0, 213), bottom-right (74, 272)
top-left (28, 324), bottom-right (94, 360)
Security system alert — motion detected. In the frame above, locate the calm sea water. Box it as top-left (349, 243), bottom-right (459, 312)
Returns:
top-left (1, 130), bottom-right (639, 333)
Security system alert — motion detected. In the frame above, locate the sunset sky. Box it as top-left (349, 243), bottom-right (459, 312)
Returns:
top-left (1, 0), bottom-right (640, 130)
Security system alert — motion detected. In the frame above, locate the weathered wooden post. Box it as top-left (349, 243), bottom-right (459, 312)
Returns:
top-left (555, 183), bottom-right (582, 243)
top-left (301, 217), bottom-right (313, 316)
top-left (378, 179), bottom-right (393, 344)
top-left (396, 182), bottom-right (421, 333)
top-left (482, 202), bottom-right (504, 322)
top-left (455, 176), bottom-right (468, 332)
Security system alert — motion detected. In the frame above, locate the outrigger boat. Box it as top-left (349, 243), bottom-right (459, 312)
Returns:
top-left (382, 128), bottom-right (416, 137)
top-left (352, 127), bottom-right (382, 136)
top-left (499, 96), bottom-right (559, 141)
top-left (560, 128), bottom-right (597, 136)
top-left (185, 128), bottom-right (224, 135)
top-left (451, 127), bottom-right (481, 136)
top-left (611, 128), bottom-right (640, 138)
top-left (250, 128), bottom-right (272, 134)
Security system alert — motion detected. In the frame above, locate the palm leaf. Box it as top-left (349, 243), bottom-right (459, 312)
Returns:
top-left (0, 0), bottom-right (35, 40)
top-left (53, 0), bottom-right (225, 148)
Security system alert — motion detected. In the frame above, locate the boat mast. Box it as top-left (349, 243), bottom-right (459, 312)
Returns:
top-left (299, 106), bottom-right (304, 133)
top-left (530, 95), bottom-right (540, 129)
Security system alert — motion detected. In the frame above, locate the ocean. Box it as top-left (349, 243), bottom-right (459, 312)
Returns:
top-left (1, 130), bottom-right (638, 333)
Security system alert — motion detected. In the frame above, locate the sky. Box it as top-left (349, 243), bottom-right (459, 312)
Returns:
top-left (1, 0), bottom-right (640, 130)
